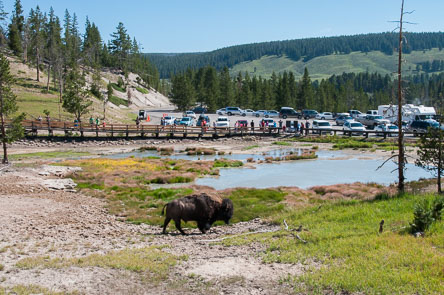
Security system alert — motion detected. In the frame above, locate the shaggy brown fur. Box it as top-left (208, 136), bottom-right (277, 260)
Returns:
top-left (162, 193), bottom-right (233, 235)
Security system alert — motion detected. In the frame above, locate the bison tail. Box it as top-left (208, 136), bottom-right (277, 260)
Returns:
top-left (161, 204), bottom-right (167, 215)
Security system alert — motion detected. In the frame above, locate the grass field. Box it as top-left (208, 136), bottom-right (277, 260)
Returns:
top-left (230, 48), bottom-right (444, 80)
top-left (222, 193), bottom-right (444, 294)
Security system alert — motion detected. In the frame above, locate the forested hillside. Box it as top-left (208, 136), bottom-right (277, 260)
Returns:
top-left (147, 32), bottom-right (444, 78)
top-left (170, 66), bottom-right (444, 114)
top-left (0, 0), bottom-right (166, 103)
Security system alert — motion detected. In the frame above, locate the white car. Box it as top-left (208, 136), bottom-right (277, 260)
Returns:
top-left (312, 120), bottom-right (333, 134)
top-left (217, 108), bottom-right (226, 115)
top-left (343, 121), bottom-right (366, 134)
top-left (216, 116), bottom-right (230, 127)
top-left (374, 124), bottom-right (399, 136)
top-left (241, 109), bottom-right (255, 117)
top-left (264, 110), bottom-right (279, 118)
top-left (163, 116), bottom-right (175, 125)
top-left (254, 110), bottom-right (267, 117)
top-left (182, 111), bottom-right (197, 119)
top-left (316, 112), bottom-right (334, 120)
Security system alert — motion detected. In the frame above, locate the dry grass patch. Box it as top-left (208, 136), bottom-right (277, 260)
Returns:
top-left (0, 284), bottom-right (67, 295)
top-left (16, 246), bottom-right (185, 281)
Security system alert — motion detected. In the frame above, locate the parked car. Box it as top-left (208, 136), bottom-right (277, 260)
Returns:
top-left (301, 109), bottom-right (318, 119)
top-left (192, 106), bottom-right (207, 114)
top-left (254, 110), bottom-right (267, 117)
top-left (357, 115), bottom-right (390, 128)
top-left (279, 107), bottom-right (301, 119)
top-left (182, 111), bottom-right (197, 119)
top-left (374, 124), bottom-right (399, 136)
top-left (264, 110), bottom-right (279, 118)
top-left (196, 115), bottom-right (210, 127)
top-left (348, 110), bottom-right (363, 118)
top-left (408, 120), bottom-right (440, 136)
top-left (163, 116), bottom-right (175, 125)
top-left (179, 117), bottom-right (194, 126)
top-left (241, 109), bottom-right (255, 116)
top-left (312, 120), bottom-right (333, 134)
top-left (334, 112), bottom-right (350, 118)
top-left (216, 116), bottom-right (230, 127)
top-left (216, 108), bottom-right (226, 115)
top-left (335, 115), bottom-right (353, 126)
top-left (343, 121), bottom-right (366, 134)
top-left (316, 112), bottom-right (334, 120)
top-left (225, 107), bottom-right (243, 116)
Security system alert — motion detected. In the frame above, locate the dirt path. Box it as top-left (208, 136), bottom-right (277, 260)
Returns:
top-left (0, 165), bottom-right (301, 294)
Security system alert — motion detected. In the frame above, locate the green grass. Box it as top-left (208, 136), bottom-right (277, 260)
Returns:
top-left (136, 87), bottom-right (149, 94)
top-left (291, 135), bottom-right (416, 150)
top-left (272, 141), bottom-right (291, 146)
top-left (111, 83), bottom-right (125, 93)
top-left (230, 48), bottom-right (444, 80)
top-left (15, 91), bottom-right (72, 120)
top-left (16, 246), bottom-right (185, 281)
top-left (10, 150), bottom-right (91, 160)
top-left (108, 95), bottom-right (128, 107)
top-left (222, 193), bottom-right (444, 294)
top-left (243, 144), bottom-right (259, 150)
top-left (226, 188), bottom-right (286, 223)
top-left (213, 159), bottom-right (243, 168)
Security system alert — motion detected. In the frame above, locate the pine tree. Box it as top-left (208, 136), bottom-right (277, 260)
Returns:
top-left (8, 0), bottom-right (24, 55)
top-left (0, 53), bottom-right (24, 164)
top-left (297, 68), bottom-right (314, 109)
top-left (219, 67), bottom-right (234, 107)
top-left (0, 0), bottom-right (8, 47)
top-left (28, 6), bottom-right (46, 82)
top-left (45, 7), bottom-right (62, 91)
top-left (62, 67), bottom-right (92, 124)
top-left (109, 22), bottom-right (131, 70)
top-left (171, 73), bottom-right (195, 111)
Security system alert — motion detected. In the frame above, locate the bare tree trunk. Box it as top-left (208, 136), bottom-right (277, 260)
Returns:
top-left (397, 0), bottom-right (405, 193)
top-left (36, 48), bottom-right (40, 82)
top-left (0, 82), bottom-right (8, 164)
top-left (46, 63), bottom-right (51, 92)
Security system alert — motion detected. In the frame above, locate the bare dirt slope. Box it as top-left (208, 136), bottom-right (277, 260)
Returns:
top-left (0, 165), bottom-right (301, 294)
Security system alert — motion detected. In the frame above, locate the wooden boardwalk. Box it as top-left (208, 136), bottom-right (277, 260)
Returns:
top-left (4, 120), bottom-right (418, 139)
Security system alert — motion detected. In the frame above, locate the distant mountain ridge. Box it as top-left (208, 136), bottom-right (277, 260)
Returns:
top-left (146, 32), bottom-right (444, 78)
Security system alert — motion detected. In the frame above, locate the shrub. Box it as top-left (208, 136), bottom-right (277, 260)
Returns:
top-left (136, 87), bottom-right (149, 94)
top-left (108, 95), bottom-right (128, 107)
top-left (111, 82), bottom-right (125, 93)
top-left (410, 196), bottom-right (443, 234)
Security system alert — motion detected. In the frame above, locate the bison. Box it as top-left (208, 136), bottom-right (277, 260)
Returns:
top-left (161, 193), bottom-right (233, 235)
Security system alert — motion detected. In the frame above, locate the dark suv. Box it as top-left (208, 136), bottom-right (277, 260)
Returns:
top-left (192, 106), bottom-right (207, 114)
top-left (279, 107), bottom-right (301, 119)
top-left (301, 109), bottom-right (318, 119)
top-left (409, 120), bottom-right (440, 136)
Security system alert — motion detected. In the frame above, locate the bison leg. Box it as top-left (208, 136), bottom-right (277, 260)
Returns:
top-left (162, 217), bottom-right (172, 234)
top-left (197, 221), bottom-right (211, 234)
top-left (174, 219), bottom-right (186, 235)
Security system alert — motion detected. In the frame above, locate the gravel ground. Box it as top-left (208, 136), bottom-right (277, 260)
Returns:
top-left (0, 165), bottom-right (302, 294)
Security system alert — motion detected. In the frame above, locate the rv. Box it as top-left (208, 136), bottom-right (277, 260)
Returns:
top-left (378, 104), bottom-right (436, 123)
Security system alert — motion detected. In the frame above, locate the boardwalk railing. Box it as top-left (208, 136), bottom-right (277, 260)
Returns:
top-left (3, 120), bottom-right (423, 139)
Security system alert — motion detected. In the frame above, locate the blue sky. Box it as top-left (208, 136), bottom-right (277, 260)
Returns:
top-left (3, 0), bottom-right (444, 53)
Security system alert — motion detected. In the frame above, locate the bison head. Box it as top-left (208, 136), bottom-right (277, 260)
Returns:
top-left (220, 198), bottom-right (234, 224)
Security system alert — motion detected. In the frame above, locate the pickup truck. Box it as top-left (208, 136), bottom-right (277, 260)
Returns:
top-left (357, 115), bottom-right (390, 128)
